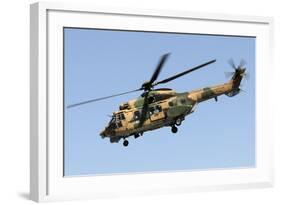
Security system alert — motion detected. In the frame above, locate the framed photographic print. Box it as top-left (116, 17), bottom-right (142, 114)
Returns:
top-left (30, 2), bottom-right (274, 202)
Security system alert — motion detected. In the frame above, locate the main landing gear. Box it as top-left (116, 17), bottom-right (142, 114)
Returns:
top-left (171, 117), bottom-right (184, 133)
top-left (175, 118), bottom-right (182, 126)
top-left (171, 125), bottom-right (178, 133)
top-left (134, 132), bottom-right (143, 139)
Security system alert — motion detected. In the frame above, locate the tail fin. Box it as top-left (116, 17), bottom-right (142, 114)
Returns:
top-left (225, 68), bottom-right (246, 97)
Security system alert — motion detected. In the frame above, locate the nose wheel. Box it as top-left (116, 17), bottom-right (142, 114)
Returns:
top-left (123, 139), bottom-right (129, 147)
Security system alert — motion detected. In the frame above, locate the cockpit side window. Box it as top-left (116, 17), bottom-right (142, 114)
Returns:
top-left (109, 113), bottom-right (125, 129)
top-left (117, 121), bottom-right (122, 128)
top-left (109, 121), bottom-right (117, 129)
top-left (120, 113), bottom-right (125, 120)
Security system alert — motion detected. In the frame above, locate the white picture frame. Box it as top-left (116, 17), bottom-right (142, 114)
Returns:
top-left (30, 2), bottom-right (274, 202)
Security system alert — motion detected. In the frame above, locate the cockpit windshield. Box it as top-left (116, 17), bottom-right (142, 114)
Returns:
top-left (108, 113), bottom-right (125, 129)
top-left (109, 115), bottom-right (116, 124)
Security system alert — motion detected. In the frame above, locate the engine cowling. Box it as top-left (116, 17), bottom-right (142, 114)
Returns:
top-left (119, 103), bottom-right (130, 110)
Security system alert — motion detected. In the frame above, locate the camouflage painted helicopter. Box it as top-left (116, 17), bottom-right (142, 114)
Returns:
top-left (68, 53), bottom-right (247, 147)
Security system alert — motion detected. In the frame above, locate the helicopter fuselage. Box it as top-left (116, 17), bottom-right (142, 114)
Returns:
top-left (100, 77), bottom-right (240, 144)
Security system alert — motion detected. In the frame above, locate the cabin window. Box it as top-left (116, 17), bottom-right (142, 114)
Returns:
top-left (134, 110), bottom-right (140, 120)
top-left (149, 107), bottom-right (155, 115)
top-left (169, 101), bottom-right (174, 107)
top-left (155, 105), bottom-right (162, 113)
top-left (149, 105), bottom-right (162, 115)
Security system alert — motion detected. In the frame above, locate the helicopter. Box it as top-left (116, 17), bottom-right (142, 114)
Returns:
top-left (68, 53), bottom-right (247, 147)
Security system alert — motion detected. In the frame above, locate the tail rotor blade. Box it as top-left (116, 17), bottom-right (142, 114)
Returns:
top-left (228, 58), bottom-right (237, 70)
top-left (239, 88), bottom-right (246, 93)
top-left (224, 71), bottom-right (234, 78)
top-left (239, 59), bottom-right (247, 68)
top-left (244, 72), bottom-right (250, 80)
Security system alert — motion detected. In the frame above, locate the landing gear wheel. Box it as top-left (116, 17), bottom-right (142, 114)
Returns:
top-left (175, 118), bottom-right (182, 126)
top-left (171, 126), bottom-right (178, 133)
top-left (123, 139), bottom-right (129, 147)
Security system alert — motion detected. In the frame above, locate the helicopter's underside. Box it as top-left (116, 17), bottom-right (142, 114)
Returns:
top-left (105, 114), bottom-right (186, 145)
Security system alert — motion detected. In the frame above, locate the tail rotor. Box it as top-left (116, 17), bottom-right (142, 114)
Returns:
top-left (225, 58), bottom-right (249, 97)
top-left (225, 58), bottom-right (250, 80)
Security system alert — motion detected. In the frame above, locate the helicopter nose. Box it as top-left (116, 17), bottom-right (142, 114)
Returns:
top-left (100, 129), bottom-right (107, 138)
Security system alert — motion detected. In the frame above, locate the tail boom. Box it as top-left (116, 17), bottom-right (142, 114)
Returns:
top-left (187, 82), bottom-right (233, 103)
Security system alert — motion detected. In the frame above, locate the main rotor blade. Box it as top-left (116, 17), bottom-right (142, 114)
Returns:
top-left (138, 92), bottom-right (149, 127)
top-left (149, 53), bottom-right (170, 84)
top-left (154, 59), bottom-right (216, 86)
top-left (67, 88), bottom-right (141, 108)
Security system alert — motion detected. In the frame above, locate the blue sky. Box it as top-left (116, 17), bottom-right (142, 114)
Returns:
top-left (64, 28), bottom-right (255, 176)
